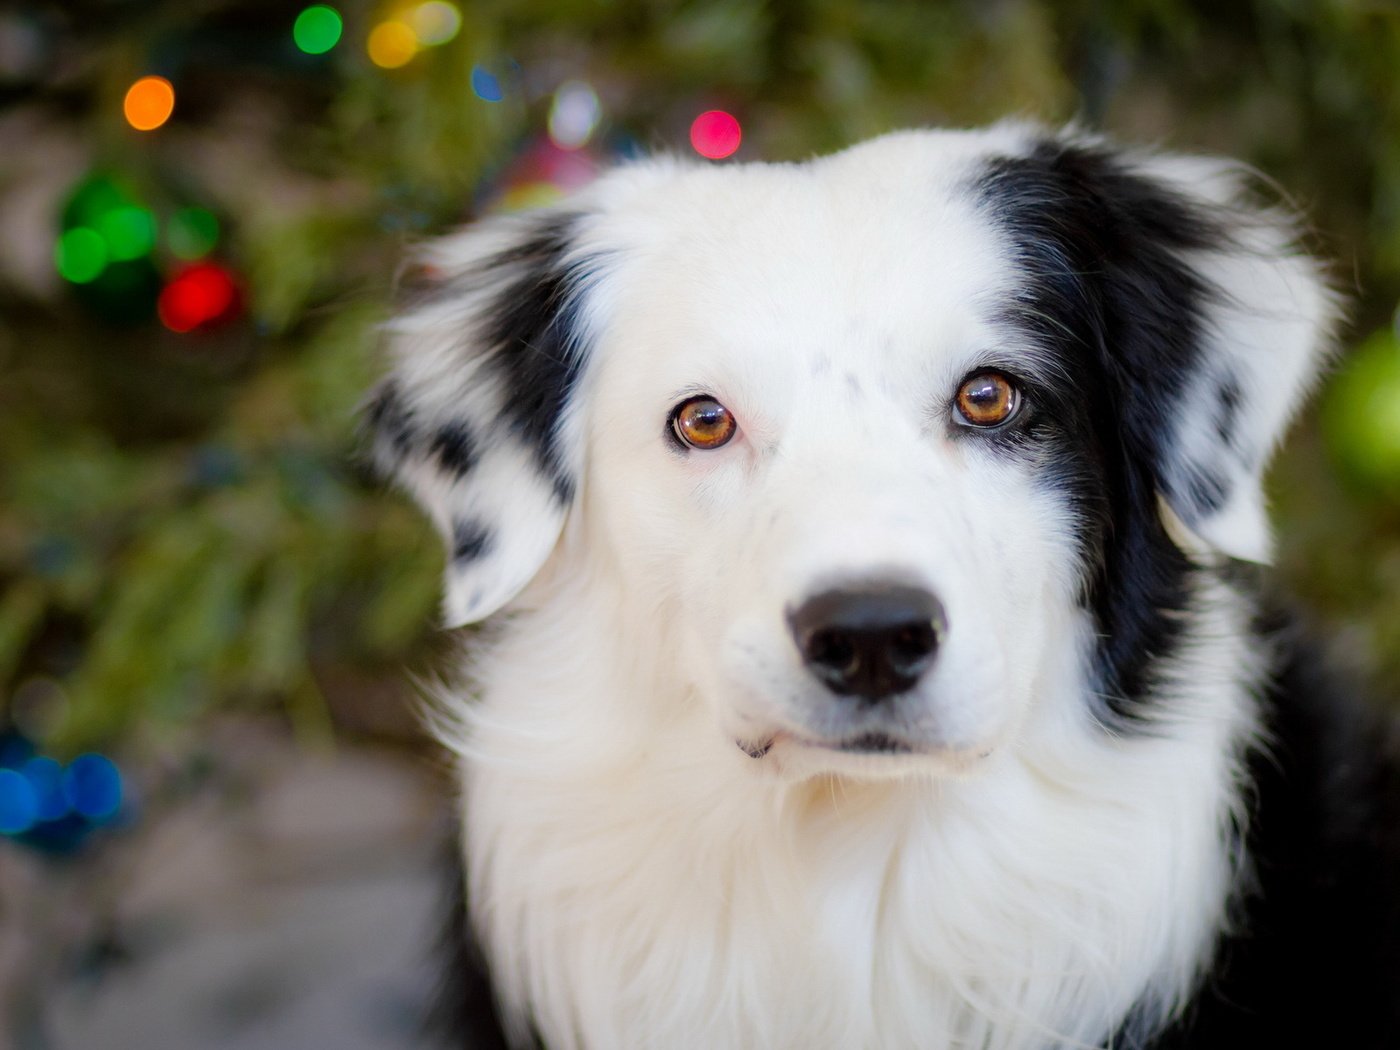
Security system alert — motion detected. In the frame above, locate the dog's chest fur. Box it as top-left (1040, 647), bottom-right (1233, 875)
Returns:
top-left (455, 587), bottom-right (1255, 1050)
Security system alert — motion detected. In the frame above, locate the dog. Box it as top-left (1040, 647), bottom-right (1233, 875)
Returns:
top-left (368, 123), bottom-right (1400, 1049)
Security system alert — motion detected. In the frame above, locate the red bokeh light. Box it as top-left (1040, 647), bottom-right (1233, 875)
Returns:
top-left (158, 262), bottom-right (239, 333)
top-left (689, 110), bottom-right (742, 160)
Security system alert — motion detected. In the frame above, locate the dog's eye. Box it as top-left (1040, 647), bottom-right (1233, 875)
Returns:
top-left (954, 371), bottom-right (1022, 428)
top-left (671, 396), bottom-right (737, 450)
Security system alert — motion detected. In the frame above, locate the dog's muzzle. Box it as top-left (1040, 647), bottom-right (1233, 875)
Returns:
top-left (787, 584), bottom-right (946, 702)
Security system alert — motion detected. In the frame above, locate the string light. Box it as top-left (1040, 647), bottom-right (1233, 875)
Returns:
top-left (158, 262), bottom-right (239, 333)
top-left (54, 227), bottom-right (107, 283)
top-left (410, 1), bottom-right (461, 46)
top-left (293, 5), bottom-right (343, 55)
top-left (471, 65), bottom-right (504, 102)
top-left (63, 754), bottom-right (123, 821)
top-left (689, 109), bottom-right (742, 160)
top-left (23, 757), bottom-right (67, 822)
top-left (123, 75), bottom-right (175, 131)
top-left (97, 206), bottom-right (156, 261)
top-left (0, 769), bottom-right (37, 834)
top-left (548, 81), bottom-right (601, 151)
top-left (367, 20), bottom-right (417, 68)
top-left (0, 731), bottom-right (129, 851)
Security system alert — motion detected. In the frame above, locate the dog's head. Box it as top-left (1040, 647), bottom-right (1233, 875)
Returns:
top-left (370, 125), bottom-right (1333, 781)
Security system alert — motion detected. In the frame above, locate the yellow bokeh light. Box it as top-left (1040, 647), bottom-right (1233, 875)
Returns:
top-left (367, 21), bottom-right (418, 68)
top-left (123, 76), bottom-right (175, 131)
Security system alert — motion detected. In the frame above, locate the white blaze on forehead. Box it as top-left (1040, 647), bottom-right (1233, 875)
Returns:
top-left (584, 135), bottom-right (1036, 431)
top-left (564, 133), bottom-right (1082, 784)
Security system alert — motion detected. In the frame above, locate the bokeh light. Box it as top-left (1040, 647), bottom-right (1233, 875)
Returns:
top-left (55, 227), bottom-right (107, 283)
top-left (293, 5), bottom-right (343, 55)
top-left (123, 75), bottom-right (175, 131)
top-left (367, 20), bottom-right (417, 68)
top-left (471, 65), bottom-right (503, 102)
top-left (689, 109), bottom-right (742, 160)
top-left (62, 754), bottom-right (122, 821)
top-left (168, 206), bottom-right (221, 260)
top-left (158, 261), bottom-right (239, 333)
top-left (97, 205), bottom-right (156, 261)
top-left (1324, 327), bottom-right (1400, 494)
top-left (548, 81), bottom-right (601, 151)
top-left (0, 769), bottom-right (37, 834)
top-left (410, 1), bottom-right (461, 46)
top-left (22, 757), bottom-right (68, 822)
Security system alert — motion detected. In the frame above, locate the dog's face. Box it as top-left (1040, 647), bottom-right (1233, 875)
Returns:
top-left (371, 125), bottom-right (1332, 782)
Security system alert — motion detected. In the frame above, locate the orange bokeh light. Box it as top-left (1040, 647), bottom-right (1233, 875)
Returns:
top-left (367, 21), bottom-right (418, 68)
top-left (123, 76), bottom-right (175, 131)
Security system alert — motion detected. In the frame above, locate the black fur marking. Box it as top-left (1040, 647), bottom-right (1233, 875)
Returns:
top-left (972, 137), bottom-right (1231, 722)
top-left (1117, 609), bottom-right (1400, 1048)
top-left (452, 519), bottom-right (493, 564)
top-left (479, 214), bottom-right (592, 504)
top-left (367, 380), bottom-right (417, 462)
top-left (1215, 373), bottom-right (1242, 446)
top-left (1180, 468), bottom-right (1229, 516)
top-left (432, 421), bottom-right (480, 478)
top-left (428, 839), bottom-right (540, 1049)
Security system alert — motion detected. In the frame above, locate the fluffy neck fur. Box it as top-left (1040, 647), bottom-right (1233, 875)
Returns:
top-left (443, 569), bottom-right (1262, 1050)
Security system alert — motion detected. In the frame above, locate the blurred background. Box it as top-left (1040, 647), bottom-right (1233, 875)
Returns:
top-left (1, 0), bottom-right (1398, 1046)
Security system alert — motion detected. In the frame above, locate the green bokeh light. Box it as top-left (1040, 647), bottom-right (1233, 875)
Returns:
top-left (54, 227), bottom-right (108, 284)
top-left (293, 5), bottom-right (343, 55)
top-left (98, 206), bottom-right (156, 261)
top-left (1324, 327), bottom-right (1400, 496)
top-left (168, 207), bottom-right (220, 260)
top-left (61, 176), bottom-right (132, 232)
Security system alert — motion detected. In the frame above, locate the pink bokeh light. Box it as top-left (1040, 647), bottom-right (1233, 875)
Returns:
top-left (689, 110), bottom-right (742, 160)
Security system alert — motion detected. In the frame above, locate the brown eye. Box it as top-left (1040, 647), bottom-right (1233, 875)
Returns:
top-left (671, 396), bottom-right (737, 450)
top-left (955, 371), bottom-right (1022, 428)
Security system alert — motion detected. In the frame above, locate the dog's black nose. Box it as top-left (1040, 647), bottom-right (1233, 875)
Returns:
top-left (788, 585), bottom-right (946, 702)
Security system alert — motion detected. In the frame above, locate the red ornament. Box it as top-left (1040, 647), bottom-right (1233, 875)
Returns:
top-left (158, 262), bottom-right (239, 333)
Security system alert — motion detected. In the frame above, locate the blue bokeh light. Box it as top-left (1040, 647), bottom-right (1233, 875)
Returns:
top-left (470, 66), bottom-right (503, 102)
top-left (62, 754), bottom-right (123, 821)
top-left (22, 756), bottom-right (69, 821)
top-left (0, 769), bottom-right (39, 834)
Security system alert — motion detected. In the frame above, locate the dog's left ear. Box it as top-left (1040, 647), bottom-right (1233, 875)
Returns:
top-left (366, 209), bottom-right (600, 625)
top-left (982, 133), bottom-right (1339, 563)
top-left (1134, 152), bottom-right (1338, 563)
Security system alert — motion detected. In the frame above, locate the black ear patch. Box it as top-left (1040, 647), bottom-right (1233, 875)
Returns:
top-left (366, 380), bottom-right (418, 462)
top-left (452, 518), bottom-right (493, 564)
top-left (431, 421), bottom-right (479, 479)
top-left (966, 134), bottom-right (1337, 721)
top-left (975, 137), bottom-right (1234, 514)
top-left (479, 217), bottom-right (591, 504)
top-left (368, 209), bottom-right (602, 625)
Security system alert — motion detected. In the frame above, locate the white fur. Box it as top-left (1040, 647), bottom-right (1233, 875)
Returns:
top-left (382, 125), bottom-right (1334, 1049)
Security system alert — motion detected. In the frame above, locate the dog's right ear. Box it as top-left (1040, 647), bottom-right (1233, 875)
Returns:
top-left (366, 209), bottom-right (598, 626)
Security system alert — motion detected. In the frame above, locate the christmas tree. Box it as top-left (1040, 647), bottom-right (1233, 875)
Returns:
top-left (2, 0), bottom-right (1400, 849)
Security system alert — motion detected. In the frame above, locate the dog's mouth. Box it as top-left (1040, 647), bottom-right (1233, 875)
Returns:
top-left (738, 730), bottom-right (919, 759)
top-left (836, 731), bottom-right (916, 754)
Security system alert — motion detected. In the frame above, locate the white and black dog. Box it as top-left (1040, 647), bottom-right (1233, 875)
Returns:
top-left (368, 123), bottom-right (1400, 1049)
